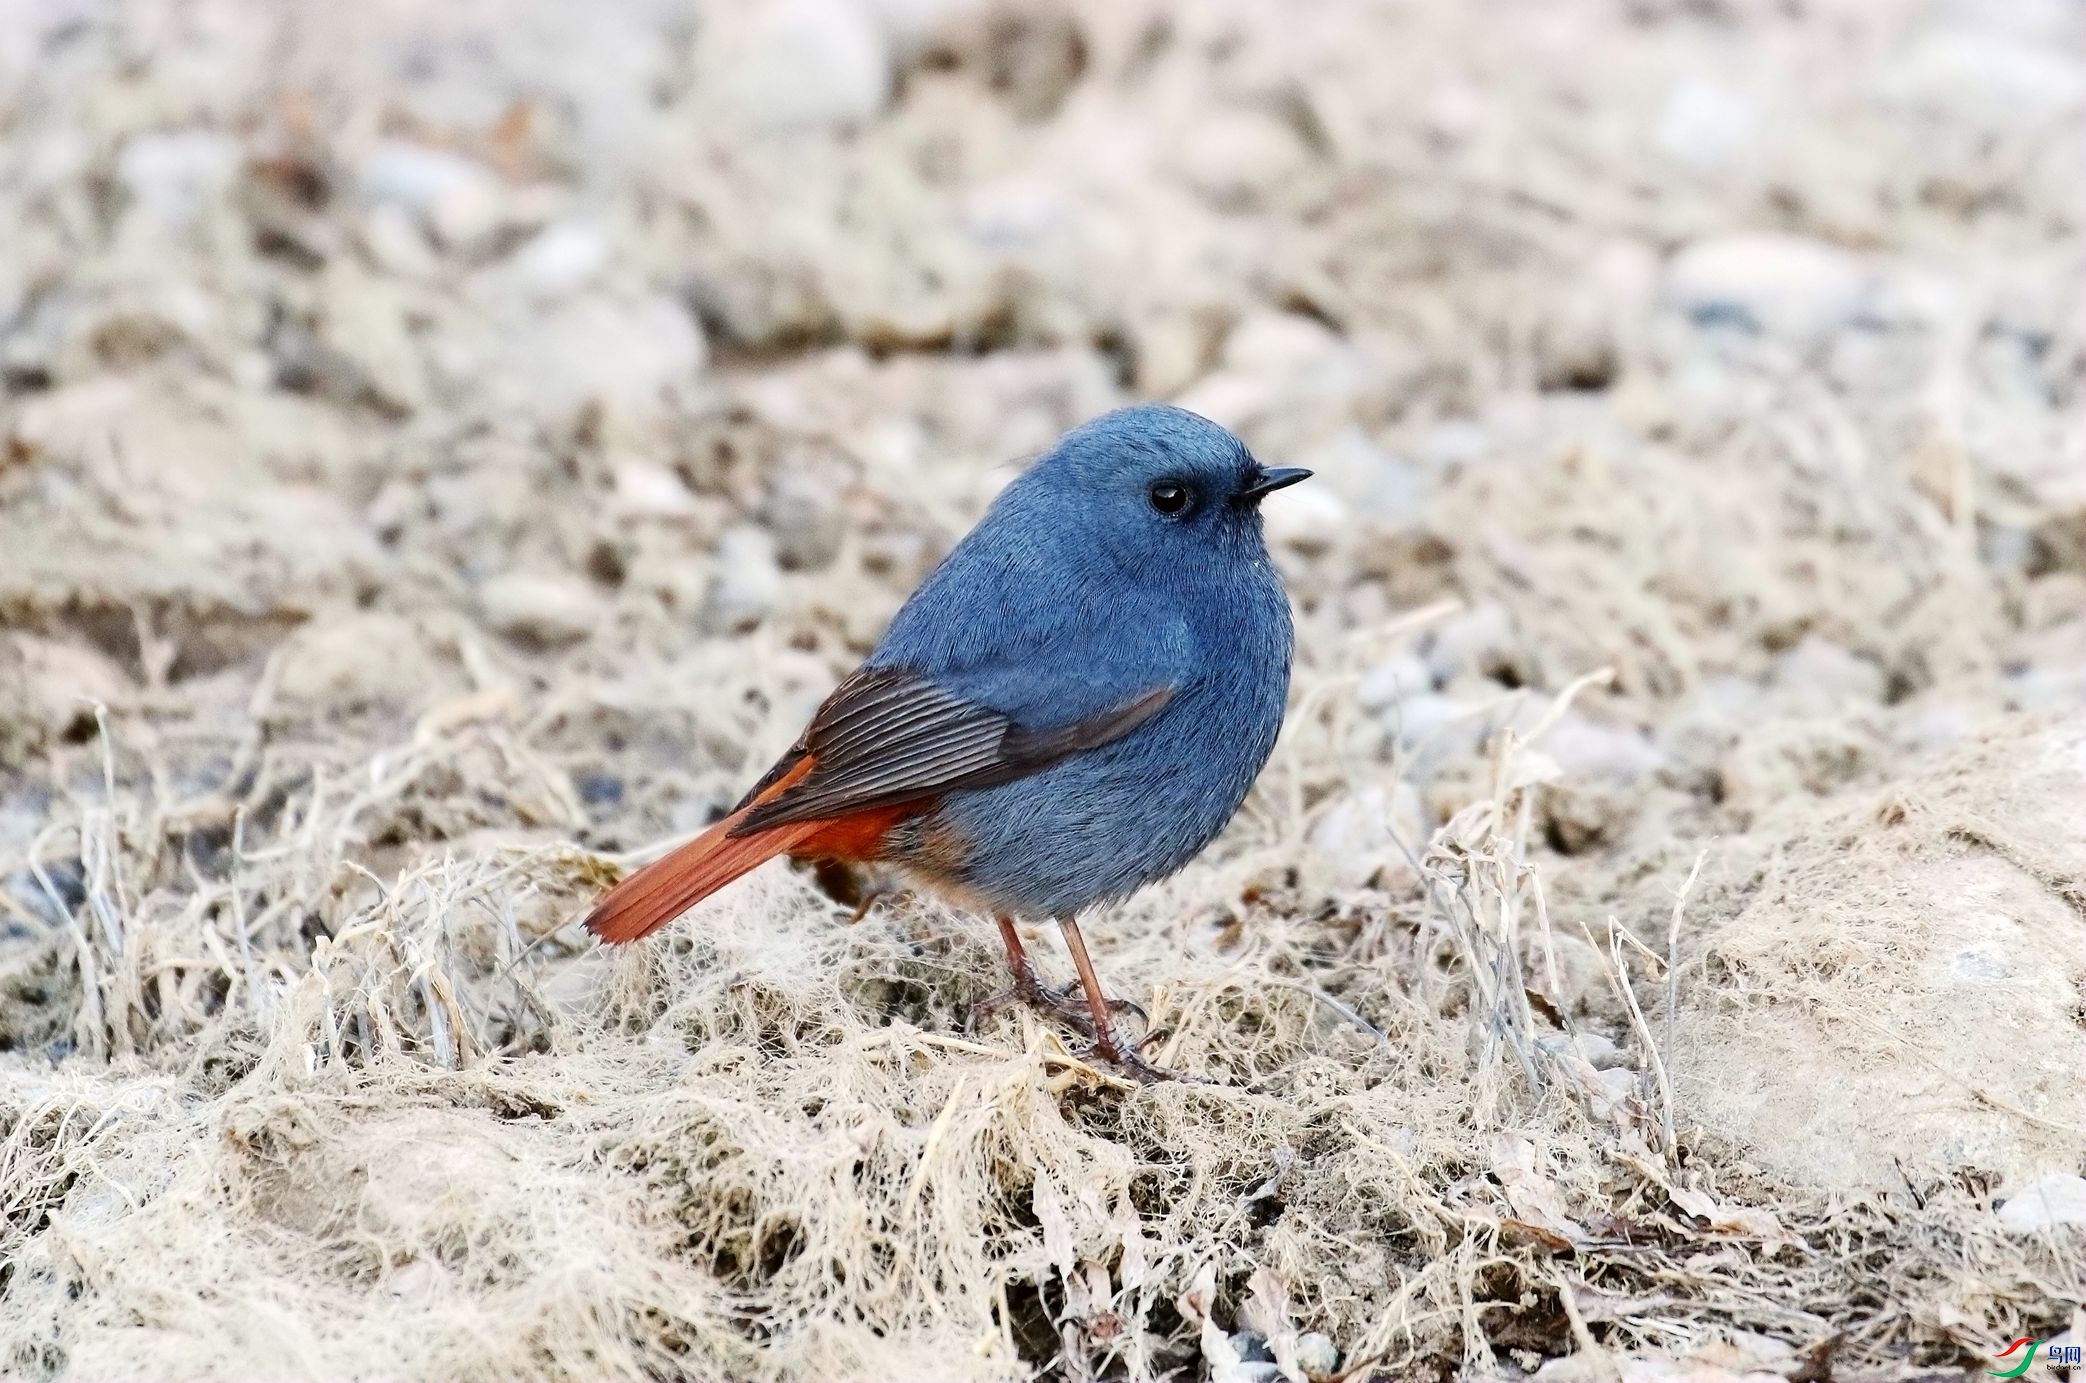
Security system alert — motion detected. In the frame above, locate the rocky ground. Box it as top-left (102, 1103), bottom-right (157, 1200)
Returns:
top-left (1, 0), bottom-right (2081, 1379)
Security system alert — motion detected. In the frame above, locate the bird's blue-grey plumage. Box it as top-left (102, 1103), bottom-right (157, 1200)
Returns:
top-left (866, 404), bottom-right (1296, 918)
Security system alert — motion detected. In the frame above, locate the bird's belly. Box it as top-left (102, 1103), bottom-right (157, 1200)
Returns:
top-left (916, 701), bottom-right (1278, 918)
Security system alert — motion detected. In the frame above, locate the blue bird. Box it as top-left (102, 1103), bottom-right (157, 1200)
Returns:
top-left (584, 404), bottom-right (1310, 1080)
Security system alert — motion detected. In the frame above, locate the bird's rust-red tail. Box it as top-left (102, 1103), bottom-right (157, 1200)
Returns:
top-left (583, 760), bottom-right (821, 944)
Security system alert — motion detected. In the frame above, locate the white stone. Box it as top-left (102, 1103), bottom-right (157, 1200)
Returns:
top-left (117, 130), bottom-right (240, 223)
top-left (1222, 311), bottom-right (1343, 375)
top-left (1308, 783), bottom-right (1426, 887)
top-left (1177, 109), bottom-right (1308, 208)
top-left (1653, 77), bottom-right (1756, 172)
top-left (704, 525), bottom-right (784, 631)
top-left (1358, 653), bottom-right (1433, 712)
top-left (1294, 1333), bottom-right (1340, 1382)
top-left (495, 293), bottom-right (706, 427)
top-left (1299, 427), bottom-right (1424, 522)
top-left (1996, 1174), bottom-right (2086, 1233)
top-left (1886, 30), bottom-right (2086, 124)
top-left (506, 220), bottom-right (612, 299)
top-left (1421, 602), bottom-right (1516, 682)
top-left (1261, 481), bottom-right (1348, 550)
top-left (1771, 635), bottom-right (1888, 709)
top-left (1541, 712), bottom-right (1665, 785)
top-left (360, 204), bottom-right (439, 280)
top-left (1665, 233), bottom-right (1872, 342)
top-left (480, 573), bottom-right (604, 644)
top-left (359, 139), bottom-right (502, 218)
top-left (707, 0), bottom-right (892, 131)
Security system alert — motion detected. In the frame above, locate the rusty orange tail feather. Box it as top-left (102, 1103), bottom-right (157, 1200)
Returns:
top-left (583, 758), bottom-right (822, 944)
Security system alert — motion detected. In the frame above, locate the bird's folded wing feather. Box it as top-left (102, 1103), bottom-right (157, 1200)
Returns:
top-left (730, 663), bottom-right (1176, 836)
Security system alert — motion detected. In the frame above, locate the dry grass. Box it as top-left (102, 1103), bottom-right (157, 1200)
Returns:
top-left (2, 0), bottom-right (2082, 1377)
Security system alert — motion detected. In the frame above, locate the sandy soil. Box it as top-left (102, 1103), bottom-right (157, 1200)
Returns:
top-left (1, 0), bottom-right (2081, 1378)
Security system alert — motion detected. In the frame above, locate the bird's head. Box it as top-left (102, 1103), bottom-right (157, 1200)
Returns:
top-left (1029, 404), bottom-right (1311, 567)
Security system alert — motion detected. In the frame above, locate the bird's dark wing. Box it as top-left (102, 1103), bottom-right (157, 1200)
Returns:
top-left (729, 665), bottom-right (1174, 836)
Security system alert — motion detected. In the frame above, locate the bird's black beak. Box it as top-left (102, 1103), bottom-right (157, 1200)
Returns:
top-left (1236, 467), bottom-right (1313, 503)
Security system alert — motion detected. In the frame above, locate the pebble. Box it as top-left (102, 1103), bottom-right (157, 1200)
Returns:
top-left (1261, 482), bottom-right (1349, 552)
top-left (1652, 77), bottom-right (1756, 172)
top-left (116, 130), bottom-right (241, 223)
top-left (1294, 1332), bottom-right (1341, 1381)
top-left (274, 613), bottom-right (451, 712)
top-left (480, 572), bottom-right (605, 644)
top-left (315, 258), bottom-right (426, 412)
top-left (1309, 782), bottom-right (1427, 887)
top-left (359, 139), bottom-right (505, 234)
top-left (1540, 1031), bottom-right (1627, 1070)
top-left (1665, 232), bottom-right (1872, 343)
top-left (707, 0), bottom-right (892, 131)
top-left (1996, 1173), bottom-right (2086, 1233)
top-left (1885, 29), bottom-right (2086, 125)
top-left (1177, 109), bottom-right (1310, 210)
top-left (1358, 652), bottom-right (1433, 712)
top-left (761, 472), bottom-right (848, 571)
top-left (495, 293), bottom-right (706, 428)
top-left (1771, 635), bottom-right (1888, 709)
top-left (1300, 426), bottom-right (1424, 523)
top-left (1421, 602), bottom-right (1516, 682)
top-left (1541, 712), bottom-right (1665, 785)
top-left (703, 525), bottom-right (785, 632)
top-left (359, 204), bottom-right (439, 280)
top-left (506, 219), bottom-right (612, 299)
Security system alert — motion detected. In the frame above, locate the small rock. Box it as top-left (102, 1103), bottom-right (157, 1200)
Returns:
top-left (1132, 308), bottom-right (1228, 397)
top-left (761, 472), bottom-right (848, 571)
top-left (492, 293), bottom-right (706, 429)
top-left (1996, 1174), bottom-right (2086, 1233)
top-left (359, 140), bottom-right (509, 249)
top-left (706, 0), bottom-right (893, 131)
top-left (116, 130), bottom-right (240, 224)
top-left (1540, 239), bottom-right (1660, 390)
top-left (703, 525), bottom-right (784, 632)
top-left (1573, 1032), bottom-right (1627, 1070)
top-left (1590, 1066), bottom-right (1640, 1122)
top-left (274, 613), bottom-right (453, 713)
top-left (1652, 77), bottom-right (1756, 172)
top-left (1177, 109), bottom-right (1309, 210)
top-left (1770, 635), bottom-right (1888, 710)
top-left (1299, 427), bottom-right (1424, 522)
top-left (1309, 782), bottom-right (1426, 887)
top-left (1413, 419), bottom-right (1494, 468)
top-left (1222, 311), bottom-right (1344, 376)
top-left (1541, 712), bottom-right (1664, 785)
top-left (1421, 602), bottom-right (1516, 682)
top-left (1885, 29), bottom-right (2086, 124)
top-left (613, 461), bottom-right (699, 519)
top-left (1666, 233), bottom-right (1872, 343)
top-left (359, 204), bottom-right (439, 280)
top-left (1294, 1332), bottom-right (1341, 1381)
top-left (1262, 482), bottom-right (1348, 551)
top-left (1358, 653), bottom-right (1433, 712)
top-left (480, 573), bottom-right (604, 645)
top-left (315, 258), bottom-right (425, 412)
top-left (506, 219), bottom-right (612, 299)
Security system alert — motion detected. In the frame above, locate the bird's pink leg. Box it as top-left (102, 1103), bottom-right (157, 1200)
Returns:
top-left (1055, 915), bottom-right (1179, 1084)
top-left (969, 915), bottom-right (1099, 1037)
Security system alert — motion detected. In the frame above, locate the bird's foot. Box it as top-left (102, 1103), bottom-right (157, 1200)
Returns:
top-left (968, 972), bottom-right (1099, 1038)
top-left (1083, 1024), bottom-right (1191, 1085)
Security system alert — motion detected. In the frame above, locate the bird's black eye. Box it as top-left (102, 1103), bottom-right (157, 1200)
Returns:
top-left (1147, 481), bottom-right (1192, 516)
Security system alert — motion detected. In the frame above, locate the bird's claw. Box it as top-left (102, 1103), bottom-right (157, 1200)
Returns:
top-left (968, 975), bottom-right (1099, 1038)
